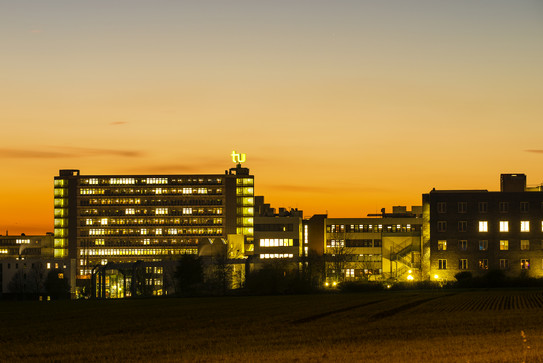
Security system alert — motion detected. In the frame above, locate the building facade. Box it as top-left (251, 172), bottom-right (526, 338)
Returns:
top-left (305, 206), bottom-right (423, 283)
top-left (53, 165), bottom-right (254, 294)
top-left (423, 174), bottom-right (543, 281)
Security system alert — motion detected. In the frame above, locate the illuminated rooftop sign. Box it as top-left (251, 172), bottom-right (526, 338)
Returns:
top-left (231, 150), bottom-right (246, 163)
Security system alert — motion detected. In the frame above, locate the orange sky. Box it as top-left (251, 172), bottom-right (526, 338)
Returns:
top-left (1, 1), bottom-right (542, 234)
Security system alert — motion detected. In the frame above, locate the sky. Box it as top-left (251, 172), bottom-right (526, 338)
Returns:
top-left (1, 0), bottom-right (542, 234)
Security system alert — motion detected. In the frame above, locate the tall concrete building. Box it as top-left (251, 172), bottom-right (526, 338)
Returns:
top-left (53, 164), bottom-right (254, 292)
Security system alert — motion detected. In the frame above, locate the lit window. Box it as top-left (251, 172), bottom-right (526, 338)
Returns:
top-left (47, 263), bottom-right (51, 269)
top-left (183, 208), bottom-right (192, 215)
top-left (100, 218), bottom-right (108, 226)
top-left (86, 219), bottom-right (93, 225)
top-left (438, 259), bottom-right (447, 269)
top-left (521, 221), bottom-right (530, 232)
top-left (500, 259), bottom-right (509, 270)
top-left (478, 221), bottom-right (488, 232)
top-left (458, 240), bottom-right (467, 251)
top-left (125, 208), bottom-right (135, 215)
top-left (478, 259), bottom-right (488, 270)
top-left (521, 240), bottom-right (530, 251)
top-left (499, 240), bottom-right (508, 250)
top-left (459, 259), bottom-right (468, 270)
top-left (437, 240), bottom-right (447, 251)
top-left (479, 240), bottom-right (488, 251)
top-left (499, 221), bottom-right (509, 232)
top-left (156, 208), bottom-right (168, 215)
top-left (345, 269), bottom-right (354, 278)
top-left (521, 259), bottom-right (530, 270)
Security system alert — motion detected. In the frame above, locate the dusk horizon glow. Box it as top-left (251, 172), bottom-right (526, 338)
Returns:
top-left (1, 0), bottom-right (542, 234)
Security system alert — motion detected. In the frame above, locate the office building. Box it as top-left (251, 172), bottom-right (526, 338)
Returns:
top-left (423, 174), bottom-right (543, 281)
top-left (254, 196), bottom-right (303, 261)
top-left (305, 206), bottom-right (423, 283)
top-left (53, 164), bottom-right (254, 294)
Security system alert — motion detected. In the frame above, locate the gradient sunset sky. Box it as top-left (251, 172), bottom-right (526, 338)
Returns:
top-left (1, 0), bottom-right (542, 234)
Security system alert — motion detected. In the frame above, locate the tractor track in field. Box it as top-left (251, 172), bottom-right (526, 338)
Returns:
top-left (291, 298), bottom-right (387, 324)
top-left (367, 293), bottom-right (457, 322)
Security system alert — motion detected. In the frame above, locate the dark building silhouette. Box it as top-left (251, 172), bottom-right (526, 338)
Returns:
top-left (423, 174), bottom-right (543, 281)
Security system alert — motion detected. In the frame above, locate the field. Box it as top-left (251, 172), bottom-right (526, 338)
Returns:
top-left (2, 289), bottom-right (543, 362)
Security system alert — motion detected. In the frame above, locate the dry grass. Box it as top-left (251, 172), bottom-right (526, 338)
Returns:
top-left (2, 289), bottom-right (543, 362)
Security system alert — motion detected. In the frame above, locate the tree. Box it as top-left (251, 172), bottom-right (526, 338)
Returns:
top-left (44, 269), bottom-right (71, 299)
top-left (174, 254), bottom-right (203, 296)
top-left (28, 262), bottom-right (46, 296)
top-left (211, 243), bottom-right (232, 295)
top-left (326, 228), bottom-right (354, 283)
top-left (8, 270), bottom-right (26, 298)
top-left (303, 249), bottom-right (325, 288)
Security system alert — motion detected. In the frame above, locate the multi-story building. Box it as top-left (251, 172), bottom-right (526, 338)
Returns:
top-left (53, 164), bottom-right (254, 294)
top-left (253, 196), bottom-right (303, 261)
top-left (0, 233), bottom-right (54, 260)
top-left (423, 174), bottom-right (543, 281)
top-left (0, 233), bottom-right (75, 296)
top-left (305, 206), bottom-right (423, 283)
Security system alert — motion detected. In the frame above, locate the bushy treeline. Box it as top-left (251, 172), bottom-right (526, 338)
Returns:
top-left (5, 265), bottom-right (70, 300)
top-left (174, 255), bottom-right (322, 296)
top-left (453, 270), bottom-right (543, 288)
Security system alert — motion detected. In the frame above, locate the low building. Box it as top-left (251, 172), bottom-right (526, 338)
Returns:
top-left (305, 206), bottom-right (423, 283)
top-left (253, 196), bottom-right (303, 262)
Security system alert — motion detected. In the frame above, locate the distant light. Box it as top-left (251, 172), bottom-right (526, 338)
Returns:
top-left (325, 282), bottom-right (329, 287)
top-left (434, 274), bottom-right (439, 279)
top-left (408, 270), bottom-right (412, 274)
top-left (407, 275), bottom-right (414, 281)
top-left (386, 285), bottom-right (391, 289)
top-left (332, 281), bottom-right (337, 287)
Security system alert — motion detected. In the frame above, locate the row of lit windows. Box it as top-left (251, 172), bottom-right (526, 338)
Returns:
top-left (343, 268), bottom-right (382, 276)
top-left (83, 217), bottom-right (223, 226)
top-left (328, 224), bottom-right (420, 233)
top-left (123, 207), bottom-right (221, 215)
top-left (84, 238), bottom-right (199, 247)
top-left (437, 201), bottom-right (538, 214)
top-left (326, 239), bottom-right (382, 248)
top-left (84, 198), bottom-right (224, 206)
top-left (81, 248), bottom-right (197, 256)
top-left (437, 239), bottom-right (538, 251)
top-left (82, 177), bottom-right (224, 185)
top-left (236, 178), bottom-right (254, 186)
top-left (259, 238), bottom-right (294, 247)
top-left (437, 220), bottom-right (542, 233)
top-left (80, 208), bottom-right (223, 216)
top-left (86, 228), bottom-right (223, 236)
top-left (438, 258), bottom-right (532, 270)
top-left (260, 254), bottom-right (294, 259)
top-left (82, 188), bottom-right (221, 195)
top-left (236, 187), bottom-right (254, 195)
